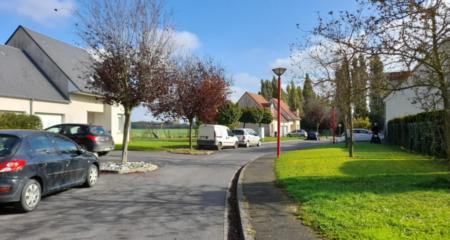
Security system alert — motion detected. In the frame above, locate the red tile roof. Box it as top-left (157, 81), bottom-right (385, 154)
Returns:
top-left (242, 92), bottom-right (300, 121)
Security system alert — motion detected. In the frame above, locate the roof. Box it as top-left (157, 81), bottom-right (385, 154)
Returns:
top-left (0, 45), bottom-right (67, 102)
top-left (386, 71), bottom-right (412, 82)
top-left (19, 26), bottom-right (94, 93)
top-left (242, 92), bottom-right (300, 121)
top-left (245, 92), bottom-right (269, 108)
top-left (272, 98), bottom-right (301, 121)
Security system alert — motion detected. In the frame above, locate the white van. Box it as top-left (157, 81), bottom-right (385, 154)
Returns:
top-left (197, 124), bottom-right (239, 150)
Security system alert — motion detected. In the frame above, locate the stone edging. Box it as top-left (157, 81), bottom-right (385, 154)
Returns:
top-left (237, 158), bottom-right (260, 240)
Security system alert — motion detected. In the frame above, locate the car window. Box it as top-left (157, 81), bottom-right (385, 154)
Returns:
top-left (27, 135), bottom-right (56, 155)
top-left (68, 126), bottom-right (86, 135)
top-left (232, 130), bottom-right (244, 135)
top-left (0, 135), bottom-right (20, 157)
top-left (53, 136), bottom-right (79, 154)
top-left (46, 126), bottom-right (62, 134)
top-left (90, 126), bottom-right (107, 136)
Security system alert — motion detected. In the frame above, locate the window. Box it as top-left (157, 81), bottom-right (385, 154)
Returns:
top-left (232, 130), bottom-right (244, 135)
top-left (90, 126), bottom-right (107, 136)
top-left (118, 114), bottom-right (125, 133)
top-left (0, 135), bottom-right (20, 157)
top-left (46, 126), bottom-right (62, 134)
top-left (53, 136), bottom-right (78, 154)
top-left (68, 126), bottom-right (85, 135)
top-left (27, 135), bottom-right (55, 155)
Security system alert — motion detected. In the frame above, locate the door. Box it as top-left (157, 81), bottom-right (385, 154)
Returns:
top-left (26, 134), bottom-right (66, 192)
top-left (52, 135), bottom-right (86, 185)
top-left (226, 128), bottom-right (235, 146)
top-left (35, 113), bottom-right (63, 129)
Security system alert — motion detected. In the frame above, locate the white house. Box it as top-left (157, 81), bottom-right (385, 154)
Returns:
top-left (237, 92), bottom-right (301, 137)
top-left (384, 70), bottom-right (445, 130)
top-left (0, 26), bottom-right (125, 142)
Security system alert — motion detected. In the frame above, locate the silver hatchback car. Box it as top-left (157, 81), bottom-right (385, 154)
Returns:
top-left (232, 128), bottom-right (261, 148)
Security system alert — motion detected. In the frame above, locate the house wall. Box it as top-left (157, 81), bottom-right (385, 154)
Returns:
top-left (237, 94), bottom-right (262, 108)
top-left (0, 94), bottom-right (124, 142)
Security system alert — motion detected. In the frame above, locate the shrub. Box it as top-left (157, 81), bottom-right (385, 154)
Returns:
top-left (0, 113), bottom-right (43, 130)
top-left (387, 110), bottom-right (445, 158)
top-left (353, 117), bottom-right (371, 129)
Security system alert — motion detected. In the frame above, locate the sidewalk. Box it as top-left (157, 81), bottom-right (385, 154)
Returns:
top-left (241, 155), bottom-right (319, 240)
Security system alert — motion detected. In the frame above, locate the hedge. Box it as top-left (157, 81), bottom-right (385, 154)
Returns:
top-left (0, 113), bottom-right (43, 130)
top-left (387, 110), bottom-right (446, 158)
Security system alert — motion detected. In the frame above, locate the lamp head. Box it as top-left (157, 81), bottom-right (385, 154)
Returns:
top-left (272, 67), bottom-right (286, 77)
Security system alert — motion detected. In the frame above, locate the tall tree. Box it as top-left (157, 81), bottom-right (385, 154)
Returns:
top-left (368, 55), bottom-right (386, 127)
top-left (287, 80), bottom-right (300, 111)
top-left (296, 85), bottom-right (304, 117)
top-left (76, 0), bottom-right (173, 164)
top-left (353, 55), bottom-right (369, 117)
top-left (217, 101), bottom-right (242, 129)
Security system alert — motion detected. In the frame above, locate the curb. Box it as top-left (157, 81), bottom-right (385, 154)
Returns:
top-left (224, 167), bottom-right (234, 240)
top-left (237, 157), bottom-right (262, 240)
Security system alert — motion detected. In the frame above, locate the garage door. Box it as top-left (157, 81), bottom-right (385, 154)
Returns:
top-left (35, 114), bottom-right (63, 129)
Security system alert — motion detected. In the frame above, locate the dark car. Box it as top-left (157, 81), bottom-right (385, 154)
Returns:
top-left (45, 124), bottom-right (114, 156)
top-left (306, 131), bottom-right (320, 140)
top-left (0, 130), bottom-right (99, 212)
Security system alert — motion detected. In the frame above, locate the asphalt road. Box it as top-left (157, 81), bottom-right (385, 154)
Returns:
top-left (0, 140), bottom-right (324, 240)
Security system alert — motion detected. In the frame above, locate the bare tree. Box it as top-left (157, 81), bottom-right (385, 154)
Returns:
top-left (76, 0), bottom-right (174, 164)
top-left (316, 0), bottom-right (450, 166)
top-left (150, 57), bottom-right (230, 149)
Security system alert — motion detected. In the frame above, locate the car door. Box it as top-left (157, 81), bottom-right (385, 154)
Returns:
top-left (51, 135), bottom-right (86, 185)
top-left (226, 128), bottom-right (235, 146)
top-left (26, 134), bottom-right (66, 192)
top-left (249, 129), bottom-right (259, 144)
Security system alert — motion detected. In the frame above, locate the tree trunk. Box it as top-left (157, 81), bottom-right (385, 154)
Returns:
top-left (441, 89), bottom-right (450, 170)
top-left (348, 109), bottom-right (354, 158)
top-left (188, 118), bottom-right (193, 150)
top-left (243, 122), bottom-right (246, 128)
top-left (121, 107), bottom-right (132, 165)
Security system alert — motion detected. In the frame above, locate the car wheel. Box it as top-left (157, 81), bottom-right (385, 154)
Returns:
top-left (234, 142), bottom-right (239, 149)
top-left (245, 141), bottom-right (250, 148)
top-left (84, 164), bottom-right (99, 187)
top-left (217, 142), bottom-right (223, 151)
top-left (18, 179), bottom-right (41, 212)
top-left (257, 141), bottom-right (261, 147)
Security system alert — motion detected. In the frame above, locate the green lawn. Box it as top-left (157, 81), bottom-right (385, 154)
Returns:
top-left (131, 128), bottom-right (193, 140)
top-left (116, 139), bottom-right (194, 151)
top-left (276, 143), bottom-right (449, 240)
top-left (262, 136), bottom-right (305, 142)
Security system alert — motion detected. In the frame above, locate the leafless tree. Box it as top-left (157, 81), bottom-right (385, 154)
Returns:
top-left (76, 0), bottom-right (175, 164)
top-left (316, 0), bottom-right (450, 166)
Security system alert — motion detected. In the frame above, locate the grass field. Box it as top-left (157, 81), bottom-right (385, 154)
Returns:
top-left (116, 139), bottom-right (194, 151)
top-left (131, 128), bottom-right (193, 140)
top-left (276, 143), bottom-right (449, 240)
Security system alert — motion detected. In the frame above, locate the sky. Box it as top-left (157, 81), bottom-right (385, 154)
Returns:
top-left (0, 0), bottom-right (358, 121)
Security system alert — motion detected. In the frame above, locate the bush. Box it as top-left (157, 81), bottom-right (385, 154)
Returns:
top-left (387, 110), bottom-right (445, 158)
top-left (353, 117), bottom-right (371, 129)
top-left (0, 113), bottom-right (42, 130)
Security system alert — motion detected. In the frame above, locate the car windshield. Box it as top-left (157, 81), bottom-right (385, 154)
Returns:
top-left (90, 126), bottom-right (107, 136)
top-left (232, 130), bottom-right (245, 135)
top-left (0, 135), bottom-right (20, 157)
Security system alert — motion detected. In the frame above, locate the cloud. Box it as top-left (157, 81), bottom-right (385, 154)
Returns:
top-left (0, 0), bottom-right (76, 24)
top-left (170, 31), bottom-right (201, 56)
top-left (232, 73), bottom-right (261, 90)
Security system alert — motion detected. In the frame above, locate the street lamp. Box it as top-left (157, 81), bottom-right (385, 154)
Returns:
top-left (272, 67), bottom-right (286, 159)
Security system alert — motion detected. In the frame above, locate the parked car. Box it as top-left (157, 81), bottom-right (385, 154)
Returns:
top-left (339, 128), bottom-right (384, 142)
top-left (287, 129), bottom-right (308, 137)
top-left (0, 130), bottom-right (99, 212)
top-left (306, 131), bottom-right (320, 140)
top-left (45, 124), bottom-right (114, 156)
top-left (232, 128), bottom-right (261, 147)
top-left (197, 124), bottom-right (239, 150)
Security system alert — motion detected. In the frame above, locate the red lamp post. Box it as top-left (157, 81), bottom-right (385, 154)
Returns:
top-left (272, 67), bottom-right (286, 159)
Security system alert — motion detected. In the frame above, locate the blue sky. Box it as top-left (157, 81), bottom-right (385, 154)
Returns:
top-left (0, 0), bottom-right (357, 121)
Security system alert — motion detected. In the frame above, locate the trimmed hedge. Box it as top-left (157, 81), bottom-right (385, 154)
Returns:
top-left (0, 113), bottom-right (43, 130)
top-left (387, 110), bottom-right (446, 158)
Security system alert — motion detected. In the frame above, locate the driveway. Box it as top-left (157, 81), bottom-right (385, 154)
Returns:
top-left (0, 140), bottom-right (324, 240)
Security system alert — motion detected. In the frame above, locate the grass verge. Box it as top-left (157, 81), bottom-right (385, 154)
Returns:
top-left (116, 139), bottom-right (194, 151)
top-left (276, 143), bottom-right (449, 240)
